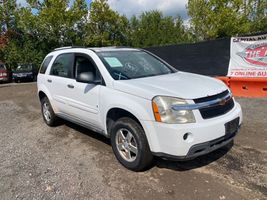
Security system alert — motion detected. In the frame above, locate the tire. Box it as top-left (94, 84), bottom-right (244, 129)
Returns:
top-left (110, 117), bottom-right (153, 171)
top-left (41, 96), bottom-right (58, 127)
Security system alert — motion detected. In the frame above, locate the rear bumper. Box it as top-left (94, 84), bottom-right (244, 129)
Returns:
top-left (13, 76), bottom-right (34, 81)
top-left (0, 77), bottom-right (9, 82)
top-left (152, 126), bottom-right (240, 161)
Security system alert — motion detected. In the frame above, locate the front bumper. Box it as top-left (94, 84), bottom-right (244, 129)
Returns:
top-left (141, 102), bottom-right (242, 159)
top-left (153, 126), bottom-right (240, 161)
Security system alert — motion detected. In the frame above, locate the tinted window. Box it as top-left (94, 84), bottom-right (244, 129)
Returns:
top-left (39, 56), bottom-right (53, 74)
top-left (75, 55), bottom-right (100, 80)
top-left (50, 54), bottom-right (73, 78)
top-left (16, 64), bottom-right (33, 71)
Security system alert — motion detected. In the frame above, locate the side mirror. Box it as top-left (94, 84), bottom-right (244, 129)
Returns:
top-left (76, 72), bottom-right (101, 84)
top-left (76, 72), bottom-right (94, 83)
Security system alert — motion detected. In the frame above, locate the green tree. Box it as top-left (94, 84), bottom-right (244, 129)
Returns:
top-left (18, 0), bottom-right (88, 49)
top-left (0, 0), bottom-right (19, 64)
top-left (85, 0), bottom-right (129, 47)
top-left (1, 0), bottom-right (88, 67)
top-left (2, 31), bottom-right (44, 68)
top-left (0, 0), bottom-right (18, 32)
top-left (128, 11), bottom-right (191, 47)
top-left (251, 0), bottom-right (267, 32)
top-left (187, 0), bottom-right (267, 40)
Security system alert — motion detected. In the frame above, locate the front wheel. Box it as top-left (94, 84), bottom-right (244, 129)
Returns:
top-left (110, 117), bottom-right (153, 171)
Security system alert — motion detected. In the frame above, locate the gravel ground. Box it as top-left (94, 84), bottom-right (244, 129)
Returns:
top-left (0, 83), bottom-right (266, 200)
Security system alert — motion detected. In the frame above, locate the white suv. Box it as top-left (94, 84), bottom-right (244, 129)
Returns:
top-left (37, 47), bottom-right (242, 171)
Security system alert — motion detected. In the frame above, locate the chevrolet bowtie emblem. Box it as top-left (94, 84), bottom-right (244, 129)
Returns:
top-left (219, 98), bottom-right (227, 106)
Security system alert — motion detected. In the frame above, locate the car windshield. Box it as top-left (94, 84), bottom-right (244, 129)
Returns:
top-left (97, 50), bottom-right (176, 80)
top-left (16, 64), bottom-right (32, 71)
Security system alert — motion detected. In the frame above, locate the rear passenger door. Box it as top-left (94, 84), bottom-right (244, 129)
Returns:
top-left (46, 53), bottom-right (75, 114)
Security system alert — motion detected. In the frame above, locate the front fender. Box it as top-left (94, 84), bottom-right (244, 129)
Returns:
top-left (99, 87), bottom-right (156, 149)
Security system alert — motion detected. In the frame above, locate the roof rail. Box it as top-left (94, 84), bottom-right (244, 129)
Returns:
top-left (53, 45), bottom-right (134, 52)
top-left (98, 46), bottom-right (131, 48)
top-left (53, 46), bottom-right (86, 51)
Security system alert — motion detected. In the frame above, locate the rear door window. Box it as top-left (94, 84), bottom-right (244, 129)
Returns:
top-left (50, 53), bottom-right (74, 78)
top-left (39, 56), bottom-right (53, 74)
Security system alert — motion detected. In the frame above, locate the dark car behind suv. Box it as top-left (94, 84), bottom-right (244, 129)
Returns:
top-left (0, 62), bottom-right (11, 83)
top-left (12, 64), bottom-right (38, 82)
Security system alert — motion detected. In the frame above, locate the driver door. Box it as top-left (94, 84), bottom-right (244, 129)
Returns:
top-left (64, 53), bottom-right (103, 129)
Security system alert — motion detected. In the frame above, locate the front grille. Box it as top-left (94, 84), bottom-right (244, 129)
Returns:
top-left (194, 90), bottom-right (234, 119)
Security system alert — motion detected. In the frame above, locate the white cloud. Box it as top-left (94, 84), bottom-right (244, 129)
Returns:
top-left (107, 0), bottom-right (188, 19)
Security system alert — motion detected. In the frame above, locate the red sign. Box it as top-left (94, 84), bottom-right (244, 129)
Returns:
top-left (237, 43), bottom-right (267, 67)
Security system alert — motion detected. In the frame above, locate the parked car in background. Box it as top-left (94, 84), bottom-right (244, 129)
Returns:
top-left (0, 62), bottom-right (11, 83)
top-left (12, 64), bottom-right (38, 82)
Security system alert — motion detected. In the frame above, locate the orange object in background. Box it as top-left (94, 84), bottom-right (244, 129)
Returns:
top-left (216, 77), bottom-right (267, 98)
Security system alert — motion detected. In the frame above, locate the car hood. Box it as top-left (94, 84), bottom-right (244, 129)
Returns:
top-left (113, 72), bottom-right (228, 100)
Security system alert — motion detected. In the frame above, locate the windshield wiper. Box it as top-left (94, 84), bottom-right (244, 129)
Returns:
top-left (114, 72), bottom-right (129, 80)
top-left (133, 72), bottom-right (172, 79)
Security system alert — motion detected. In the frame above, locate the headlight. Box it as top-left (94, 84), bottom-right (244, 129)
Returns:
top-left (152, 96), bottom-right (196, 124)
top-left (2, 73), bottom-right (7, 76)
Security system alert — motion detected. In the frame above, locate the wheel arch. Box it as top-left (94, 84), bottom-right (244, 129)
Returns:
top-left (105, 107), bottom-right (143, 137)
top-left (37, 87), bottom-right (57, 113)
top-left (38, 91), bottom-right (47, 101)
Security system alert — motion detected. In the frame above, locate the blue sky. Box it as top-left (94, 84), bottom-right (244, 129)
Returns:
top-left (17, 0), bottom-right (188, 20)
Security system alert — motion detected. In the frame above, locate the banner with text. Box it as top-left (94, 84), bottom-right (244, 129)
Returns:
top-left (228, 34), bottom-right (267, 77)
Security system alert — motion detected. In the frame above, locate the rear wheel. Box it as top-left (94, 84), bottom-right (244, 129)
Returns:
top-left (41, 97), bottom-right (58, 126)
top-left (110, 117), bottom-right (153, 171)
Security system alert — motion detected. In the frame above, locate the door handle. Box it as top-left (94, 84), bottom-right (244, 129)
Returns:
top-left (47, 79), bottom-right (52, 83)
top-left (67, 84), bottom-right (74, 89)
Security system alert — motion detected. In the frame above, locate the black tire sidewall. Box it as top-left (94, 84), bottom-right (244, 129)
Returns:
top-left (41, 97), bottom-right (57, 126)
top-left (111, 117), bottom-right (152, 171)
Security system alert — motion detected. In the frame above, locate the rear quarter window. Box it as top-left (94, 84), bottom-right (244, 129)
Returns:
top-left (39, 56), bottom-right (53, 74)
